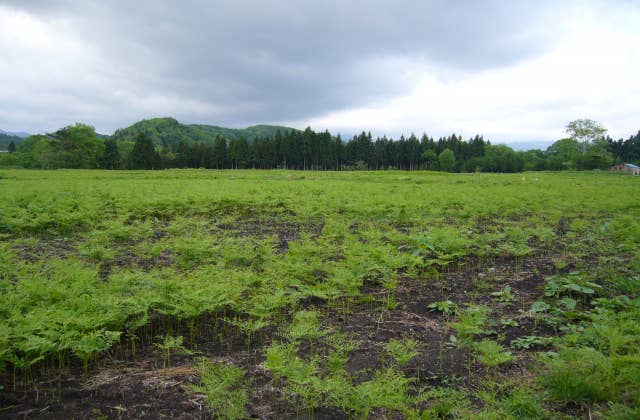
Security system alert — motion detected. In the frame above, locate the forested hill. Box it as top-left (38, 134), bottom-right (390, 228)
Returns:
top-left (109, 117), bottom-right (299, 145)
top-left (0, 133), bottom-right (23, 150)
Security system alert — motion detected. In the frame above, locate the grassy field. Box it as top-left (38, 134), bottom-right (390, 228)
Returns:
top-left (1, 169), bottom-right (639, 419)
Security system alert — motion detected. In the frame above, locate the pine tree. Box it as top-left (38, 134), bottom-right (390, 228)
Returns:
top-left (212, 135), bottom-right (227, 169)
top-left (129, 132), bottom-right (161, 169)
top-left (407, 134), bottom-right (421, 170)
top-left (228, 137), bottom-right (249, 169)
top-left (334, 134), bottom-right (344, 170)
top-left (101, 139), bottom-right (121, 169)
top-left (8, 141), bottom-right (16, 153)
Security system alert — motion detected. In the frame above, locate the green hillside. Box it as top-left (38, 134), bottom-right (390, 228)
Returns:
top-left (0, 133), bottom-right (23, 150)
top-left (110, 117), bottom-right (299, 145)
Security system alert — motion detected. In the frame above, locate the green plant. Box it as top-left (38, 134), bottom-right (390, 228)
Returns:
top-left (228, 317), bottom-right (271, 350)
top-left (504, 387), bottom-right (546, 419)
top-left (349, 368), bottom-right (414, 418)
top-left (262, 341), bottom-right (325, 415)
top-left (427, 300), bottom-right (458, 317)
top-left (91, 408), bottom-right (108, 420)
top-left (511, 335), bottom-right (553, 350)
top-left (154, 334), bottom-right (191, 368)
top-left (599, 403), bottom-right (640, 419)
top-left (490, 285), bottom-right (516, 304)
top-left (450, 305), bottom-right (491, 346)
top-left (191, 359), bottom-right (248, 419)
top-left (530, 300), bottom-right (551, 313)
top-left (403, 228), bottom-right (470, 268)
top-left (544, 271), bottom-right (603, 299)
top-left (500, 318), bottom-right (519, 327)
top-left (474, 339), bottom-right (513, 368)
top-left (327, 333), bottom-right (359, 374)
top-left (613, 275), bottom-right (640, 294)
top-left (418, 387), bottom-right (471, 418)
top-left (540, 347), bottom-right (616, 403)
top-left (72, 330), bottom-right (121, 381)
top-left (384, 338), bottom-right (420, 367)
top-left (263, 342), bottom-right (299, 380)
top-left (286, 310), bottom-right (326, 354)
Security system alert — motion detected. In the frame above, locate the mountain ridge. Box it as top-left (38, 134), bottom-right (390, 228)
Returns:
top-left (0, 129), bottom-right (30, 138)
top-left (109, 117), bottom-right (300, 145)
top-left (0, 132), bottom-right (24, 150)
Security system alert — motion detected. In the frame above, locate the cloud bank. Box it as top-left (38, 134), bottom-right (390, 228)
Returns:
top-left (1, 0), bottom-right (639, 143)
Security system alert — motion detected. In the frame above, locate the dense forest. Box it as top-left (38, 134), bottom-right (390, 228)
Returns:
top-left (1, 119), bottom-right (639, 172)
top-left (109, 117), bottom-right (298, 145)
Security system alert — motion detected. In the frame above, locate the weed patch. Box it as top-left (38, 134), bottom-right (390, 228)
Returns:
top-left (0, 170), bottom-right (638, 418)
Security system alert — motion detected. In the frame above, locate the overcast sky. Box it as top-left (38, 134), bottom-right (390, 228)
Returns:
top-left (1, 0), bottom-right (639, 144)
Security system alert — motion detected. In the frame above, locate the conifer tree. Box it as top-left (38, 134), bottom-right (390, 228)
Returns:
top-left (212, 135), bottom-right (227, 169)
top-left (129, 132), bottom-right (161, 169)
top-left (101, 138), bottom-right (121, 169)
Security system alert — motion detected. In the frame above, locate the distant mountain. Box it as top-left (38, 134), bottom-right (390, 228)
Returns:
top-left (0, 133), bottom-right (24, 150)
top-left (0, 129), bottom-right (30, 138)
top-left (504, 141), bottom-right (553, 151)
top-left (110, 117), bottom-right (300, 145)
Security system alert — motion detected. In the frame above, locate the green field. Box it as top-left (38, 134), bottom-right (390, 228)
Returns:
top-left (1, 170), bottom-right (640, 418)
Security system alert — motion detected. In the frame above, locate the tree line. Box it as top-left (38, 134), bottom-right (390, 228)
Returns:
top-left (2, 120), bottom-right (639, 172)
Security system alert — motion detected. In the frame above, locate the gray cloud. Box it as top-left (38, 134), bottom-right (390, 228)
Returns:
top-left (1, 1), bottom-right (570, 133)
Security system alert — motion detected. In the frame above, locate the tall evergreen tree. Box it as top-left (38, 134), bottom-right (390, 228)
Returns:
top-left (129, 132), bottom-right (161, 169)
top-left (228, 137), bottom-right (249, 169)
top-left (101, 138), bottom-right (121, 169)
top-left (172, 141), bottom-right (190, 168)
top-left (406, 134), bottom-right (421, 170)
top-left (274, 129), bottom-right (284, 168)
top-left (212, 135), bottom-right (227, 169)
top-left (334, 134), bottom-right (344, 170)
top-left (301, 127), bottom-right (315, 170)
top-left (8, 141), bottom-right (16, 153)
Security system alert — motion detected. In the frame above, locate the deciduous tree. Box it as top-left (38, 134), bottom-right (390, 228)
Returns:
top-left (438, 148), bottom-right (456, 172)
top-left (566, 119), bottom-right (607, 154)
